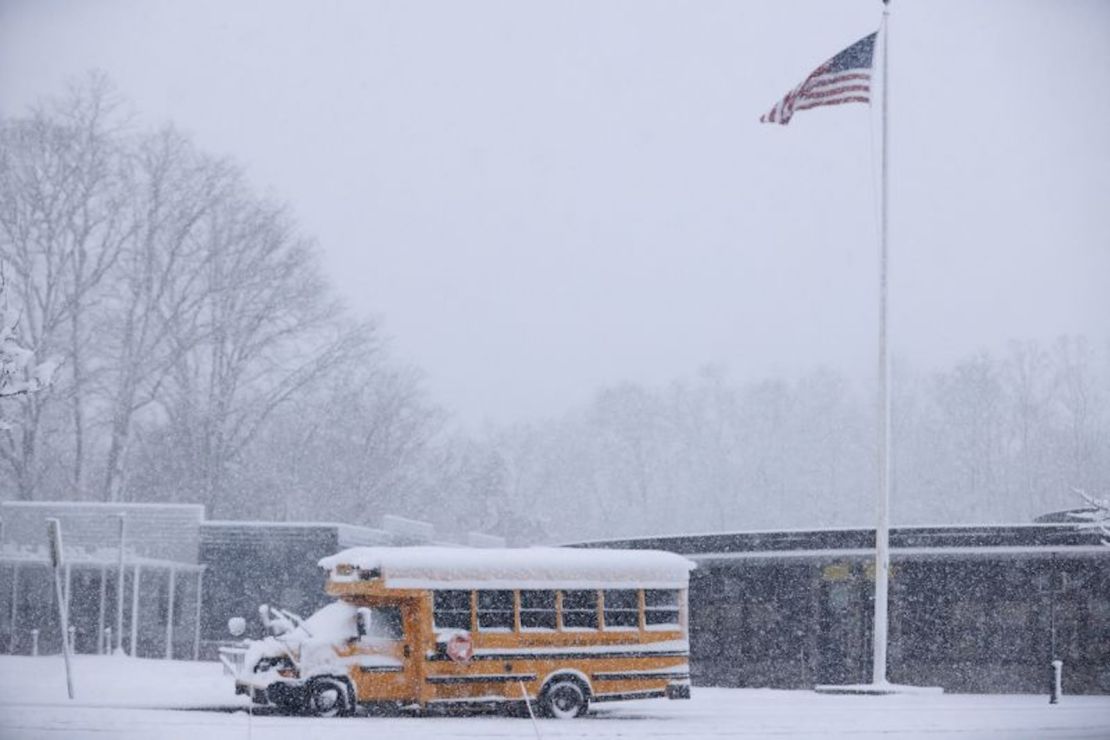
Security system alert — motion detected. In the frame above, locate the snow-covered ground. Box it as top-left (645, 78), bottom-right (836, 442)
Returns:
top-left (1, 655), bottom-right (1108, 740)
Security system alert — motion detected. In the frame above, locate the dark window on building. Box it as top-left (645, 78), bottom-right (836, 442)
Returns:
top-left (560, 590), bottom-right (599, 630)
top-left (603, 589), bottom-right (640, 629)
top-left (744, 600), bottom-right (788, 662)
top-left (433, 590), bottom-right (471, 630)
top-left (520, 590), bottom-right (557, 630)
top-left (477, 590), bottom-right (515, 631)
top-left (645, 589), bottom-right (680, 627)
top-left (952, 597), bottom-right (1032, 662)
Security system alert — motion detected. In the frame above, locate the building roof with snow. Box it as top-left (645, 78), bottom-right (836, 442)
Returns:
top-left (570, 522), bottom-right (1107, 563)
top-left (0, 501), bottom-right (204, 569)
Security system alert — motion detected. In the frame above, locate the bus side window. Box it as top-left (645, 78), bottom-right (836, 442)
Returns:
top-left (477, 590), bottom-right (515, 631)
top-left (434, 590), bottom-right (472, 631)
top-left (560, 590), bottom-right (599, 630)
top-left (644, 589), bottom-right (680, 628)
top-left (603, 589), bottom-right (640, 629)
top-left (520, 590), bottom-right (557, 630)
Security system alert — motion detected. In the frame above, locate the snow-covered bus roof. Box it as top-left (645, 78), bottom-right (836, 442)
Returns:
top-left (319, 546), bottom-right (696, 590)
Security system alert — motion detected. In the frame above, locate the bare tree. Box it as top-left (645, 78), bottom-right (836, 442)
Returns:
top-left (1052, 336), bottom-right (1104, 496)
top-left (592, 383), bottom-right (668, 512)
top-left (98, 129), bottom-right (233, 501)
top-left (1002, 340), bottom-right (1054, 507)
top-left (54, 78), bottom-right (132, 495)
top-left (231, 361), bottom-right (445, 524)
top-left (0, 77), bottom-right (459, 517)
top-left (930, 353), bottom-right (1007, 516)
top-left (151, 180), bottom-right (372, 514)
top-left (0, 79), bottom-right (129, 498)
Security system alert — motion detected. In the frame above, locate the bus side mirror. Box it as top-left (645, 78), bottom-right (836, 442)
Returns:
top-left (356, 607), bottom-right (373, 639)
top-left (228, 617), bottom-right (246, 637)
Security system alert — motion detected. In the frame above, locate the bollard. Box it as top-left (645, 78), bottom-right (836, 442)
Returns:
top-left (1050, 660), bottom-right (1063, 704)
top-left (31, 628), bottom-right (39, 656)
top-left (68, 625), bottom-right (77, 653)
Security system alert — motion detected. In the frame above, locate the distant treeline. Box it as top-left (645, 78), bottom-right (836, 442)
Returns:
top-left (474, 338), bottom-right (1108, 542)
top-left (2, 79), bottom-right (1106, 542)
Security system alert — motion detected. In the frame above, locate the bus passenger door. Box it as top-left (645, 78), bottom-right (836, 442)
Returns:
top-left (347, 601), bottom-right (419, 703)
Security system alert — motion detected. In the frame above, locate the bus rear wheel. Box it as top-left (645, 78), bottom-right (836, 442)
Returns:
top-left (541, 679), bottom-right (587, 719)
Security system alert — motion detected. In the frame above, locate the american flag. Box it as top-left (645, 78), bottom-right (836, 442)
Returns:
top-left (760, 32), bottom-right (877, 125)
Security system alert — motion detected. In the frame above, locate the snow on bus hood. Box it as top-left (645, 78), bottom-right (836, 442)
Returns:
top-left (243, 601), bottom-right (401, 679)
top-left (319, 546), bottom-right (696, 589)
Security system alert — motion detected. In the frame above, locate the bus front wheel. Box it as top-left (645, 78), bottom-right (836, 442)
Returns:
top-left (541, 679), bottom-right (588, 719)
top-left (307, 677), bottom-right (352, 717)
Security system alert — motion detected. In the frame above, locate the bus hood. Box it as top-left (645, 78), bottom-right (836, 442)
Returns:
top-left (242, 601), bottom-right (401, 680)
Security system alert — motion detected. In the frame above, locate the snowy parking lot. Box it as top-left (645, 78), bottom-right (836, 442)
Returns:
top-left (1, 655), bottom-right (1108, 740)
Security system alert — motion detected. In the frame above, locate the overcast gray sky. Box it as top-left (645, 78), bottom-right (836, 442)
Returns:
top-left (2, 0), bottom-right (1107, 425)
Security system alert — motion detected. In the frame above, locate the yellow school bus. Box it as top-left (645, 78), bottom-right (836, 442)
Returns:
top-left (233, 546), bottom-right (695, 718)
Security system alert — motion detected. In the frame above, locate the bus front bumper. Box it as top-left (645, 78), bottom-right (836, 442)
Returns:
top-left (235, 677), bottom-right (306, 708)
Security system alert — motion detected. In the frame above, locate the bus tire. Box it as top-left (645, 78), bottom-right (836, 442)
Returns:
top-left (541, 677), bottom-right (588, 719)
top-left (307, 676), bottom-right (352, 717)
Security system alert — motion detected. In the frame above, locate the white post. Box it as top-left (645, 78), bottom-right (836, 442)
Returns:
top-left (871, 0), bottom-right (893, 688)
top-left (193, 570), bottom-right (204, 661)
top-left (115, 514), bottom-right (126, 654)
top-left (31, 628), bottom-right (38, 656)
top-left (130, 564), bottom-right (141, 657)
top-left (63, 562), bottom-right (72, 630)
top-left (519, 680), bottom-right (542, 739)
top-left (0, 518), bottom-right (6, 656)
top-left (96, 566), bottom-right (107, 655)
top-left (8, 563), bottom-right (18, 654)
top-left (165, 568), bottom-right (176, 660)
top-left (46, 518), bottom-right (75, 699)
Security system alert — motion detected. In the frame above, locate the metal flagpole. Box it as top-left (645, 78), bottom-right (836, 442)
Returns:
top-left (872, 0), bottom-right (892, 687)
